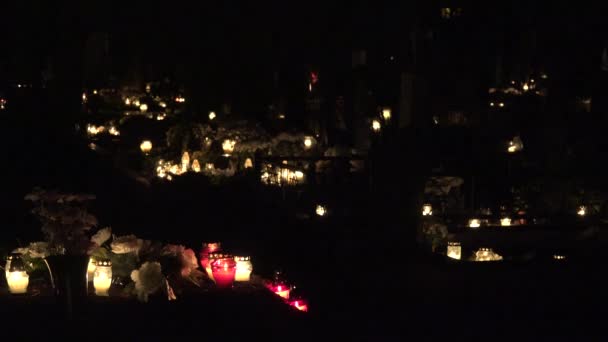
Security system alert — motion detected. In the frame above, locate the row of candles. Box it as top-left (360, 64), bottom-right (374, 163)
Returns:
top-left (3, 243), bottom-right (308, 312)
top-left (200, 242), bottom-right (308, 312)
top-left (423, 204), bottom-right (590, 228)
top-left (447, 242), bottom-right (567, 262)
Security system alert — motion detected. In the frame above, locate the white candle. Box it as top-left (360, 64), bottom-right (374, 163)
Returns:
top-left (7, 271), bottom-right (29, 294)
top-left (94, 261), bottom-right (112, 296)
top-left (234, 256), bottom-right (253, 282)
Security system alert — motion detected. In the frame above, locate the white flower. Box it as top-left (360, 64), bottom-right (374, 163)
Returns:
top-left (91, 227), bottom-right (112, 246)
top-left (111, 235), bottom-right (143, 254)
top-left (27, 242), bottom-right (49, 258)
top-left (131, 262), bottom-right (164, 302)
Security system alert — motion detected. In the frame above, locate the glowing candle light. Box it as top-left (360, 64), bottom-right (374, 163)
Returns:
top-left (93, 260), bottom-right (112, 296)
top-left (209, 111), bottom-right (216, 120)
top-left (553, 255), bottom-right (566, 260)
top-left (234, 256), bottom-right (253, 282)
top-left (422, 204), bottom-right (433, 216)
top-left (244, 158), bottom-right (253, 169)
top-left (316, 204), bottom-right (327, 217)
top-left (6, 254), bottom-right (28, 294)
top-left (192, 159), bottom-right (201, 172)
top-left (139, 103), bottom-right (148, 112)
top-left (222, 139), bottom-right (236, 155)
top-left (140, 140), bottom-right (152, 154)
top-left (289, 299), bottom-right (309, 312)
top-left (577, 206), bottom-right (586, 217)
top-left (371, 119), bottom-right (381, 132)
top-left (272, 284), bottom-right (291, 300)
top-left (382, 108), bottom-right (391, 120)
top-left (468, 219), bottom-right (481, 228)
top-left (303, 136), bottom-right (313, 149)
top-left (181, 151), bottom-right (190, 173)
top-left (204, 251), bottom-right (225, 281)
top-left (500, 217), bottom-right (512, 226)
top-left (447, 242), bottom-right (461, 260)
top-left (134, 99), bottom-right (141, 107)
top-left (125, 98), bottom-right (131, 106)
top-left (211, 257), bottom-right (237, 289)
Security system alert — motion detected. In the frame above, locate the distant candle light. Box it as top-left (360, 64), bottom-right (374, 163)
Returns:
top-left (209, 111), bottom-right (216, 120)
top-left (372, 119), bottom-right (381, 132)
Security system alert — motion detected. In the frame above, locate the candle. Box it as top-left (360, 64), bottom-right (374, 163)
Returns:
top-left (205, 252), bottom-right (226, 281)
top-left (447, 242), bottom-right (461, 260)
top-left (289, 299), bottom-right (309, 312)
top-left (200, 242), bottom-right (222, 272)
top-left (234, 256), bottom-right (253, 282)
top-left (6, 254), bottom-right (28, 294)
top-left (272, 284), bottom-right (290, 300)
top-left (93, 260), bottom-right (112, 296)
top-left (211, 257), bottom-right (236, 289)
top-left (500, 217), bottom-right (512, 226)
top-left (7, 271), bottom-right (29, 294)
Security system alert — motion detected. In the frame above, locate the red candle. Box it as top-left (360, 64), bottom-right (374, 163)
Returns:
top-left (289, 299), bottom-right (309, 312)
top-left (271, 284), bottom-right (291, 300)
top-left (211, 257), bottom-right (236, 289)
top-left (200, 242), bottom-right (222, 269)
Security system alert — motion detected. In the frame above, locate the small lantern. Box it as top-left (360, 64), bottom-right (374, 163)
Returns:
top-left (371, 119), bottom-right (381, 132)
top-left (139, 103), bottom-right (148, 112)
top-left (382, 108), bottom-right (391, 121)
top-left (244, 158), bottom-right (253, 169)
top-left (140, 140), bottom-right (152, 154)
top-left (577, 206), bottom-right (586, 217)
top-left (192, 159), bottom-right (201, 173)
top-left (468, 219), bottom-right (481, 228)
top-left (6, 254), bottom-right (28, 294)
top-left (447, 242), bottom-right (461, 260)
top-left (316, 204), bottom-right (327, 217)
top-left (205, 251), bottom-right (226, 281)
top-left (289, 298), bottom-right (309, 312)
top-left (303, 136), bottom-right (313, 149)
top-left (234, 256), bottom-right (253, 282)
top-left (500, 217), bottom-right (512, 227)
top-left (211, 257), bottom-right (237, 289)
top-left (93, 260), bottom-right (112, 296)
top-left (422, 204), bottom-right (433, 216)
top-left (181, 151), bottom-right (190, 172)
top-left (209, 111), bottom-right (216, 120)
top-left (222, 139), bottom-right (236, 155)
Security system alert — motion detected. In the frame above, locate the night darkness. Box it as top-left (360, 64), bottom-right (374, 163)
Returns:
top-left (1, 1), bottom-right (608, 340)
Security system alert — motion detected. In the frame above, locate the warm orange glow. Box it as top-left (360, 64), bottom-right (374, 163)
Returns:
top-left (371, 119), bottom-right (381, 132)
top-left (140, 140), bottom-right (153, 154)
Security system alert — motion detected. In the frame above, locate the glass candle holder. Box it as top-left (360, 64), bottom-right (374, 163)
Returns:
top-left (234, 256), bottom-right (253, 282)
top-left (270, 283), bottom-right (291, 300)
top-left (447, 242), bottom-right (462, 260)
top-left (6, 254), bottom-right (28, 294)
top-left (205, 252), bottom-right (227, 281)
top-left (200, 242), bottom-right (222, 273)
top-left (93, 260), bottom-right (112, 296)
top-left (211, 257), bottom-right (237, 289)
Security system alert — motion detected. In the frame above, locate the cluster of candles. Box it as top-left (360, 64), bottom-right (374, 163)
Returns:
top-left (200, 242), bottom-right (308, 313)
top-left (467, 217), bottom-right (524, 228)
top-left (265, 271), bottom-right (308, 313)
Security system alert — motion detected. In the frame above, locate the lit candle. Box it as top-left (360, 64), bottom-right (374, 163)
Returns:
top-left (382, 108), bottom-right (391, 120)
top-left (6, 254), bottom-right (28, 294)
top-left (422, 204), bottom-right (433, 216)
top-left (447, 242), bottom-right (461, 260)
top-left (7, 271), bottom-right (29, 294)
top-left (205, 252), bottom-right (225, 281)
top-left (272, 284), bottom-right (290, 300)
top-left (211, 257), bottom-right (237, 289)
top-left (289, 299), bottom-right (309, 312)
top-left (500, 217), bottom-right (512, 226)
top-left (234, 256), bottom-right (253, 282)
top-left (93, 260), bottom-right (112, 296)
top-left (468, 219), bottom-right (481, 228)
